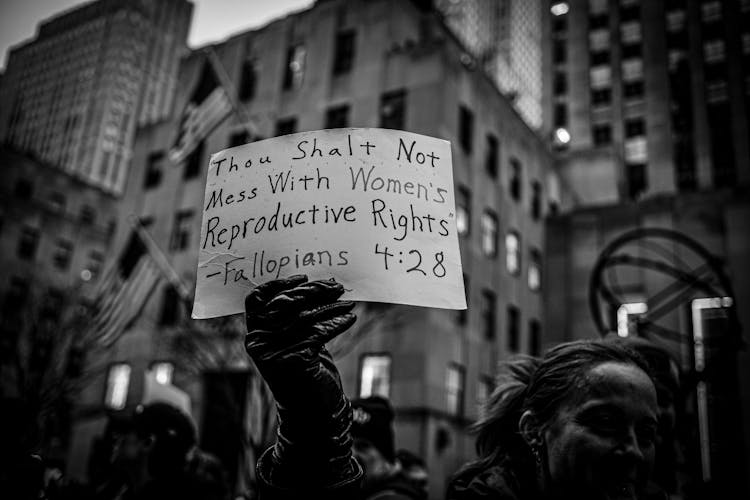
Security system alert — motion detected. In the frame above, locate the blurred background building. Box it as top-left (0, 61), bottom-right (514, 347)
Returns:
top-left (0, 0), bottom-right (193, 194)
top-left (542, 0), bottom-right (750, 496)
top-left (436, 0), bottom-right (545, 130)
top-left (0, 0), bottom-right (748, 498)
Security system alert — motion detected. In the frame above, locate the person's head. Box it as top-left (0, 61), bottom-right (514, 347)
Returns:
top-left (114, 402), bottom-right (196, 485)
top-left (350, 396), bottom-right (398, 488)
top-left (396, 449), bottom-right (428, 492)
top-left (474, 340), bottom-right (658, 500)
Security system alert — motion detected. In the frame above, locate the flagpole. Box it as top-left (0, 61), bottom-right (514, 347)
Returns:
top-left (127, 215), bottom-right (192, 305)
top-left (203, 46), bottom-right (258, 139)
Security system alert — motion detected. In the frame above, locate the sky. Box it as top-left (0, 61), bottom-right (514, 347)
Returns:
top-left (0, 0), bottom-right (315, 70)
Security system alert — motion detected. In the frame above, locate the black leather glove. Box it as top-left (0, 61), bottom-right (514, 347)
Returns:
top-left (245, 275), bottom-right (362, 493)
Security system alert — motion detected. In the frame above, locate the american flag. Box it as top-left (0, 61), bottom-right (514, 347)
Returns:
top-left (86, 231), bottom-right (162, 348)
top-left (169, 55), bottom-right (233, 164)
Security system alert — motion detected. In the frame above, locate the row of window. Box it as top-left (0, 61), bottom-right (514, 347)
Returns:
top-left (14, 225), bottom-right (104, 276)
top-left (359, 320), bottom-right (540, 418)
top-left (238, 29), bottom-right (357, 101)
top-left (14, 178), bottom-right (100, 226)
top-left (104, 361), bottom-right (174, 410)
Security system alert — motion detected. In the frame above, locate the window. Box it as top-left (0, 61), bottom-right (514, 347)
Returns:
top-left (485, 134), bottom-right (499, 178)
top-left (84, 250), bottom-right (104, 281)
top-left (459, 105), bottom-right (474, 154)
top-left (480, 290), bottom-right (496, 340)
top-left (551, 2), bottom-right (570, 16)
top-left (79, 205), bottom-right (96, 225)
top-left (282, 44), bottom-right (306, 90)
top-left (144, 151), bottom-right (164, 189)
top-left (228, 130), bottom-right (250, 148)
top-left (3, 277), bottom-right (29, 314)
top-left (507, 305), bottom-right (520, 352)
top-left (553, 16), bottom-right (567, 34)
top-left (446, 364), bottom-right (466, 417)
top-left (506, 231), bottom-right (520, 275)
top-left (554, 71), bottom-right (567, 95)
top-left (531, 181), bottom-right (542, 220)
top-left (589, 29), bottom-right (610, 51)
top-left (553, 39), bottom-right (567, 63)
top-left (509, 157), bottom-right (522, 201)
top-left (622, 59), bottom-right (644, 81)
top-left (617, 302), bottom-right (647, 337)
top-left (53, 239), bottom-right (73, 270)
top-left (332, 30), bottom-right (356, 75)
top-left (626, 163), bottom-right (648, 199)
top-left (703, 40), bottom-right (725, 63)
top-left (151, 361), bottom-right (174, 385)
top-left (159, 285), bottom-right (181, 326)
top-left (169, 210), bottom-right (194, 251)
top-left (624, 137), bottom-right (648, 163)
top-left (701, 1), bottom-right (722, 23)
top-left (480, 210), bottom-right (498, 257)
top-left (476, 375), bottom-right (493, 416)
top-left (183, 140), bottom-right (205, 180)
top-left (620, 22), bottom-right (642, 44)
top-left (590, 66), bottom-right (612, 88)
top-left (275, 117), bottom-right (297, 136)
top-left (666, 10), bottom-right (686, 32)
top-left (456, 186), bottom-right (471, 236)
top-left (325, 104), bottom-right (350, 128)
top-left (104, 363), bottom-right (131, 410)
top-left (592, 88), bottom-right (612, 105)
top-left (14, 179), bottom-right (33, 199)
top-left (589, 0), bottom-right (608, 15)
top-left (49, 192), bottom-right (66, 212)
top-left (589, 13), bottom-right (608, 29)
top-left (706, 80), bottom-right (728, 103)
top-left (239, 59), bottom-right (257, 101)
top-left (625, 118), bottom-right (645, 138)
top-left (359, 354), bottom-right (391, 398)
top-left (18, 226), bottom-right (40, 260)
top-left (593, 124), bottom-right (612, 145)
top-left (380, 89), bottom-right (406, 130)
top-left (554, 103), bottom-right (568, 127)
top-left (529, 319), bottom-right (541, 356)
top-left (457, 273), bottom-right (469, 325)
top-left (528, 248), bottom-right (541, 291)
top-left (624, 81), bottom-right (645, 98)
top-left (590, 50), bottom-right (610, 65)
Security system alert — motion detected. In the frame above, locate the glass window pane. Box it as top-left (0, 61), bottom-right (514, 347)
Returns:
top-left (105, 363), bottom-right (131, 410)
top-left (360, 354), bottom-right (391, 398)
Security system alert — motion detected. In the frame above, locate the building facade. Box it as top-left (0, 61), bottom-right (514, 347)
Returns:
top-left (69, 0), bottom-right (556, 496)
top-left (542, 0), bottom-right (750, 495)
top-left (436, 0), bottom-right (545, 130)
top-left (544, 0), bottom-right (750, 205)
top-left (0, 0), bottom-right (193, 194)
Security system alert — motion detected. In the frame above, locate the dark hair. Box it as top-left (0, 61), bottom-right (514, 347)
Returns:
top-left (454, 340), bottom-right (653, 492)
top-left (133, 402), bottom-right (196, 477)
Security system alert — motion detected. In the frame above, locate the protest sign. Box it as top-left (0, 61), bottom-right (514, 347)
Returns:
top-left (192, 128), bottom-right (466, 319)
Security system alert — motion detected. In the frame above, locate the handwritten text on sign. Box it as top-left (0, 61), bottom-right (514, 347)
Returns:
top-left (192, 128), bottom-right (466, 319)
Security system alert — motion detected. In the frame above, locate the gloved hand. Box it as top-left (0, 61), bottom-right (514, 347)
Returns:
top-left (245, 275), bottom-right (362, 492)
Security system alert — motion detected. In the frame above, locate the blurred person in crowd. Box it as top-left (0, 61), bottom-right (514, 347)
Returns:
top-left (243, 275), bottom-right (664, 499)
top-left (0, 397), bottom-right (45, 500)
top-left (447, 342), bottom-right (663, 499)
top-left (351, 396), bottom-right (426, 499)
top-left (396, 449), bottom-right (429, 498)
top-left (95, 401), bottom-right (228, 500)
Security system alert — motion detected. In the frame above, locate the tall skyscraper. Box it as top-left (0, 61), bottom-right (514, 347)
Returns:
top-left (0, 0), bottom-right (193, 194)
top-left (437, 0), bottom-right (544, 130)
top-left (544, 0), bottom-right (750, 205)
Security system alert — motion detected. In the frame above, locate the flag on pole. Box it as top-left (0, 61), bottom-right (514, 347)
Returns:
top-left (169, 56), bottom-right (233, 164)
top-left (87, 231), bottom-right (162, 348)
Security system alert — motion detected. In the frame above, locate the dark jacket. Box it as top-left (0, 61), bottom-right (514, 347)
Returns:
top-left (446, 464), bottom-right (523, 500)
top-left (257, 448), bottom-right (425, 500)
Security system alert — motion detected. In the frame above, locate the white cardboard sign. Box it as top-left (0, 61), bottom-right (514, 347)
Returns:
top-left (192, 128), bottom-right (466, 319)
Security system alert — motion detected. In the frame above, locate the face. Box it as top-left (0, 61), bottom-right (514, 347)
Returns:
top-left (542, 362), bottom-right (658, 500)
